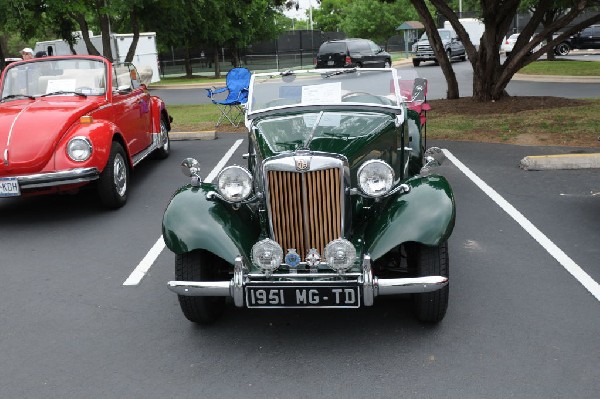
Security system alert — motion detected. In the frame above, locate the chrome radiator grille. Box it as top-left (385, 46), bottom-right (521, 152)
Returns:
top-left (267, 168), bottom-right (342, 260)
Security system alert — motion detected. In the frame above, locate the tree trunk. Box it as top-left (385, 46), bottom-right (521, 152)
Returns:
top-left (99, 14), bottom-right (113, 62)
top-left (124, 8), bottom-right (140, 64)
top-left (410, 0), bottom-right (460, 99)
top-left (74, 14), bottom-right (101, 56)
top-left (213, 47), bottom-right (221, 78)
top-left (184, 47), bottom-right (193, 78)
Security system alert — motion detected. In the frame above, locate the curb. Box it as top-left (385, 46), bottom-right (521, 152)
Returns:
top-left (513, 73), bottom-right (600, 83)
top-left (170, 131), bottom-right (217, 141)
top-left (520, 153), bottom-right (600, 170)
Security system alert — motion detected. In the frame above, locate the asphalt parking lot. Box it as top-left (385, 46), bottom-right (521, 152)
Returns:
top-left (1, 135), bottom-right (598, 398)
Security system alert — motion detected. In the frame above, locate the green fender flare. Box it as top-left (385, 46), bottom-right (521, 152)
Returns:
top-left (363, 175), bottom-right (456, 261)
top-left (162, 184), bottom-right (260, 265)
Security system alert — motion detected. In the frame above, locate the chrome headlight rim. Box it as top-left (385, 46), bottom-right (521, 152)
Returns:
top-left (324, 238), bottom-right (357, 272)
top-left (216, 165), bottom-right (253, 203)
top-left (66, 136), bottom-right (93, 162)
top-left (251, 238), bottom-right (284, 273)
top-left (357, 159), bottom-right (394, 198)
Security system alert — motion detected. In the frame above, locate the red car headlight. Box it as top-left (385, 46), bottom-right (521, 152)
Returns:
top-left (67, 137), bottom-right (93, 162)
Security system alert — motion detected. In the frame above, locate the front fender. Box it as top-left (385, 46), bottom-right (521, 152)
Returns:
top-left (364, 174), bottom-right (455, 261)
top-left (162, 183), bottom-right (260, 265)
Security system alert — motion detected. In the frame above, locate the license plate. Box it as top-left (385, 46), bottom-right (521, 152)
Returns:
top-left (327, 60), bottom-right (334, 66)
top-left (246, 283), bottom-right (360, 308)
top-left (0, 177), bottom-right (20, 197)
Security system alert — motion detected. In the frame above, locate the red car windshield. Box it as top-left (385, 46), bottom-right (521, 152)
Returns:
top-left (1, 58), bottom-right (107, 99)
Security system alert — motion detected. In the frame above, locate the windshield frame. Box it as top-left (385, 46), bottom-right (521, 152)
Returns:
top-left (0, 56), bottom-right (109, 101)
top-left (246, 68), bottom-right (405, 122)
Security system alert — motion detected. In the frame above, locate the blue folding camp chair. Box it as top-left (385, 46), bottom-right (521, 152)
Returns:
top-left (205, 67), bottom-right (251, 127)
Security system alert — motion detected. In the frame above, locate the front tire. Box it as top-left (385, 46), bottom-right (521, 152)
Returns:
top-left (383, 59), bottom-right (391, 68)
top-left (97, 142), bottom-right (129, 209)
top-left (175, 251), bottom-right (226, 324)
top-left (410, 241), bottom-right (449, 323)
top-left (412, 59), bottom-right (420, 67)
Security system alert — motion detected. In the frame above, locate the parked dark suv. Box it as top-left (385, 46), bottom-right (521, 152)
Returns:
top-left (554, 24), bottom-right (600, 56)
top-left (315, 38), bottom-right (392, 68)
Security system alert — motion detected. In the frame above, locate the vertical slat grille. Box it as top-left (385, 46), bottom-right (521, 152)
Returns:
top-left (267, 168), bottom-right (341, 260)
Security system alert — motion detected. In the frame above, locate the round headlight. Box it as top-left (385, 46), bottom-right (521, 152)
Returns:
top-left (67, 137), bottom-right (92, 162)
top-left (216, 166), bottom-right (253, 202)
top-left (357, 160), bottom-right (394, 197)
top-left (251, 239), bottom-right (283, 272)
top-left (324, 239), bottom-right (356, 272)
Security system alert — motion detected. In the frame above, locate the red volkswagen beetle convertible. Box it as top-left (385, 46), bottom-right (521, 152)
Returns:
top-left (0, 55), bottom-right (171, 208)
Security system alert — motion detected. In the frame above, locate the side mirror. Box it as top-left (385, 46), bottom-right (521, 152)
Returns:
top-left (420, 147), bottom-right (446, 176)
top-left (181, 158), bottom-right (202, 186)
top-left (116, 85), bottom-right (132, 94)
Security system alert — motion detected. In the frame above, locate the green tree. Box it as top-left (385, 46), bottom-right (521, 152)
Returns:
top-left (340, 0), bottom-right (417, 47)
top-left (312, 0), bottom-right (351, 32)
top-left (415, 0), bottom-right (600, 101)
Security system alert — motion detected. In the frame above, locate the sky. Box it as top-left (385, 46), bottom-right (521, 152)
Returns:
top-left (284, 0), bottom-right (321, 21)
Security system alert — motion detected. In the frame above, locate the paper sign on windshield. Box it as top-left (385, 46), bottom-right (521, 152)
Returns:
top-left (301, 82), bottom-right (342, 104)
top-left (46, 79), bottom-right (76, 93)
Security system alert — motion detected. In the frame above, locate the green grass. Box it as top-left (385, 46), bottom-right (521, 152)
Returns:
top-left (519, 60), bottom-right (600, 76)
top-left (168, 104), bottom-right (222, 131)
top-left (427, 99), bottom-right (600, 146)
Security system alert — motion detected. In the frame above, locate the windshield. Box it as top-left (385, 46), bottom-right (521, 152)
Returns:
top-left (1, 58), bottom-right (107, 100)
top-left (256, 112), bottom-right (394, 152)
top-left (247, 69), bottom-right (403, 115)
top-left (420, 30), bottom-right (453, 41)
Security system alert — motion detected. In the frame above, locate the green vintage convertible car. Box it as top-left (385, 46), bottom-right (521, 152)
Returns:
top-left (162, 68), bottom-right (455, 324)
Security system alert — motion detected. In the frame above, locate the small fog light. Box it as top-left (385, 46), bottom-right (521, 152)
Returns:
top-left (251, 239), bottom-right (283, 273)
top-left (324, 239), bottom-right (356, 272)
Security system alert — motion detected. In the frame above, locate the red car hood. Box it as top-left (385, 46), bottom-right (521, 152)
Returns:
top-left (0, 98), bottom-right (99, 175)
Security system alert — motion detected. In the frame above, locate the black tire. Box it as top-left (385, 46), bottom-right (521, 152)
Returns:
top-left (175, 250), bottom-right (226, 324)
top-left (412, 59), bottom-right (420, 67)
top-left (459, 54), bottom-right (466, 62)
top-left (555, 42), bottom-right (571, 56)
top-left (383, 59), bottom-right (391, 68)
top-left (410, 241), bottom-right (449, 323)
top-left (152, 117), bottom-right (170, 159)
top-left (97, 142), bottom-right (129, 209)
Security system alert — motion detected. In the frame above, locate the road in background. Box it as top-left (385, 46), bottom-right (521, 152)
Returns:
top-left (151, 53), bottom-right (600, 105)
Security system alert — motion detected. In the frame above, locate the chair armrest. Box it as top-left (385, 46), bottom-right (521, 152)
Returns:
top-left (205, 86), bottom-right (228, 98)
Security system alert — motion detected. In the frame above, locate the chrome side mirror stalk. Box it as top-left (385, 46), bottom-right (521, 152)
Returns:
top-left (420, 147), bottom-right (445, 176)
top-left (181, 158), bottom-right (202, 187)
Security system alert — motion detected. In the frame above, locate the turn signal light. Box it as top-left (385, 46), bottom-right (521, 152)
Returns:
top-left (80, 116), bottom-right (93, 124)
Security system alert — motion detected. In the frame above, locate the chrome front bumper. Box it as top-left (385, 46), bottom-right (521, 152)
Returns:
top-left (15, 167), bottom-right (100, 189)
top-left (167, 255), bottom-right (448, 308)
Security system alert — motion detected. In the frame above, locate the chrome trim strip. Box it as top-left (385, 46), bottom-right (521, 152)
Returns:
top-left (16, 167), bottom-right (99, 188)
top-left (6, 101), bottom-right (35, 149)
top-left (132, 132), bottom-right (160, 166)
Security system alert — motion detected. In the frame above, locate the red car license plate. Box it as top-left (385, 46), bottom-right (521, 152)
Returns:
top-left (0, 177), bottom-right (20, 197)
top-left (246, 283), bottom-right (360, 308)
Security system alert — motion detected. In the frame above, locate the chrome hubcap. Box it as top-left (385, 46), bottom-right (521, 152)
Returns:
top-left (113, 154), bottom-right (127, 197)
top-left (161, 121), bottom-right (169, 151)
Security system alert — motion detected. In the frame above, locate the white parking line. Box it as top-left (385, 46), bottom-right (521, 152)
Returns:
top-left (443, 149), bottom-right (600, 302)
top-left (123, 139), bottom-right (245, 286)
